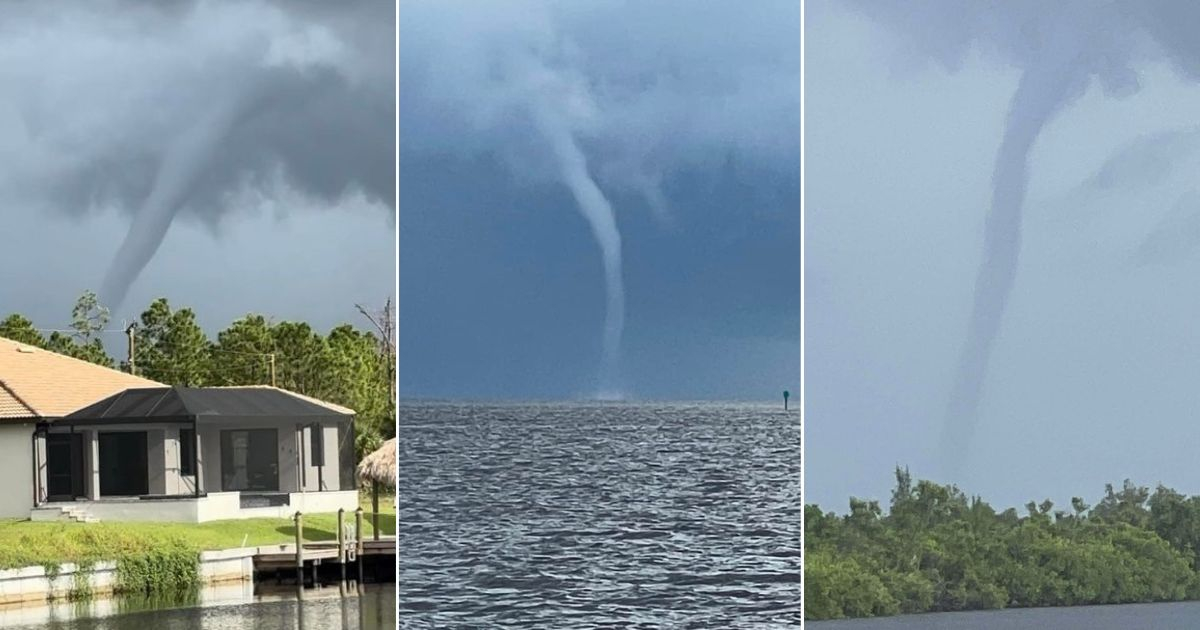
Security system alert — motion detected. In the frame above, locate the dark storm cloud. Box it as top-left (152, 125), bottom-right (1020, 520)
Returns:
top-left (400, 0), bottom-right (798, 206)
top-left (399, 0), bottom-right (799, 396)
top-left (0, 0), bottom-right (394, 308)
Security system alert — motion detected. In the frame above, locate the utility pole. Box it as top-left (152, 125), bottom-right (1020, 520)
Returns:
top-left (125, 322), bottom-right (137, 376)
top-left (268, 353), bottom-right (277, 388)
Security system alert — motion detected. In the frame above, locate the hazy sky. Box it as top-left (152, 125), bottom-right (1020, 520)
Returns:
top-left (808, 0), bottom-right (1200, 511)
top-left (399, 1), bottom-right (800, 401)
top-left (0, 0), bottom-right (394, 339)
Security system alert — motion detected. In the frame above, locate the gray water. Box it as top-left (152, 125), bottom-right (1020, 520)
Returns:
top-left (809, 601), bottom-right (1200, 629)
top-left (398, 401), bottom-right (801, 628)
top-left (5, 585), bottom-right (395, 630)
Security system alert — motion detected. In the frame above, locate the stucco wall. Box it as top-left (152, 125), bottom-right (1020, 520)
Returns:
top-left (193, 492), bottom-right (241, 521)
top-left (0, 424), bottom-right (34, 518)
top-left (297, 422), bottom-right (344, 492)
top-left (82, 498), bottom-right (199, 522)
top-left (291, 489), bottom-right (358, 514)
top-left (161, 427), bottom-right (197, 495)
top-left (147, 429), bottom-right (166, 494)
top-left (280, 425), bottom-right (300, 493)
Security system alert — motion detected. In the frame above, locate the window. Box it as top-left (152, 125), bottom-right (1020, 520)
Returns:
top-left (180, 429), bottom-right (196, 476)
top-left (310, 424), bottom-right (325, 467)
top-left (220, 429), bottom-right (279, 492)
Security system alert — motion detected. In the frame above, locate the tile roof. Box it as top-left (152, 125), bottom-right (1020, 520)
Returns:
top-left (0, 381), bottom-right (35, 419)
top-left (0, 336), bottom-right (163, 421)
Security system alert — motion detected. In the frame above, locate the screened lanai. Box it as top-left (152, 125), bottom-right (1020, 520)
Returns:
top-left (34, 386), bottom-right (356, 517)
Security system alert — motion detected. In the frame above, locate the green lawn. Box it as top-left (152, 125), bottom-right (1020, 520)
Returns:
top-left (0, 492), bottom-right (395, 570)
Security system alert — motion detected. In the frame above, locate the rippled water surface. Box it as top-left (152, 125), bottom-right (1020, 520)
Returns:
top-left (4, 585), bottom-right (395, 630)
top-left (398, 402), bottom-right (801, 628)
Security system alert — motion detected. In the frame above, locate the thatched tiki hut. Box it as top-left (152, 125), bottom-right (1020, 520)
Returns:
top-left (357, 437), bottom-right (396, 539)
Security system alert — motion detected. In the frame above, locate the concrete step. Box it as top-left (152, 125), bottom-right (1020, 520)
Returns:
top-left (30, 505), bottom-right (99, 524)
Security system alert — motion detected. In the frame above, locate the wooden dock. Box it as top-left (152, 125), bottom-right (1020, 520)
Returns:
top-left (251, 509), bottom-right (394, 585)
top-left (252, 539), bottom-right (396, 570)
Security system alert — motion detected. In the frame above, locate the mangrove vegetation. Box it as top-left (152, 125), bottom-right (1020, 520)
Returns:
top-left (805, 469), bottom-right (1200, 620)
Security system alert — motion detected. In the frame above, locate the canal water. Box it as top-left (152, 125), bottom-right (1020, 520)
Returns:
top-left (809, 601), bottom-right (1200, 629)
top-left (398, 401), bottom-right (802, 627)
top-left (0, 582), bottom-right (394, 629)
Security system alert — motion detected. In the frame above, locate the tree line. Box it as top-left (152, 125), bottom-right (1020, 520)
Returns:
top-left (0, 292), bottom-right (394, 459)
top-left (806, 469), bottom-right (1200, 620)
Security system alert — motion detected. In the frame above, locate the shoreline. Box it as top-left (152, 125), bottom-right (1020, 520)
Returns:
top-left (0, 547), bottom-right (255, 607)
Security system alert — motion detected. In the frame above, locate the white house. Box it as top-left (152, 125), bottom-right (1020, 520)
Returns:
top-left (0, 336), bottom-right (358, 522)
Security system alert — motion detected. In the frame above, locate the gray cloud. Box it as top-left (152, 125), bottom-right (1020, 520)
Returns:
top-left (400, 0), bottom-right (798, 197)
top-left (0, 0), bottom-right (394, 309)
top-left (843, 0), bottom-right (1200, 478)
top-left (399, 0), bottom-right (799, 392)
top-left (1135, 191), bottom-right (1200, 266)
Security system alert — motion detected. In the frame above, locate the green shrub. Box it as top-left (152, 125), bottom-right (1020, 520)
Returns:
top-left (116, 546), bottom-right (199, 594)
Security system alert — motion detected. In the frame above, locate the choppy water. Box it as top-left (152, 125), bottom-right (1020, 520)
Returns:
top-left (809, 601), bottom-right (1200, 629)
top-left (398, 401), bottom-right (801, 628)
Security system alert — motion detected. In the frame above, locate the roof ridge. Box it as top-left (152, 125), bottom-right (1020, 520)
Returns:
top-left (0, 335), bottom-right (165, 386)
top-left (215, 384), bottom-right (356, 415)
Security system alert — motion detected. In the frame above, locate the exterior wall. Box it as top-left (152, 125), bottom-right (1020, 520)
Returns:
top-left (194, 490), bottom-right (357, 522)
top-left (290, 489), bottom-right (357, 514)
top-left (69, 490), bottom-right (357, 522)
top-left (82, 430), bottom-right (99, 500)
top-left (298, 422), bottom-right (344, 492)
top-left (34, 432), bottom-right (46, 504)
top-left (162, 427), bottom-right (192, 495)
top-left (280, 425), bottom-right (301, 493)
top-left (324, 423), bottom-right (341, 491)
top-left (147, 429), bottom-right (166, 494)
top-left (37, 489), bottom-right (359, 522)
top-left (81, 498), bottom-right (199, 522)
top-left (0, 424), bottom-right (34, 518)
top-left (193, 492), bottom-right (241, 521)
top-left (160, 427), bottom-right (197, 495)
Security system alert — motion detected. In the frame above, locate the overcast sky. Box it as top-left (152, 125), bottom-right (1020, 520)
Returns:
top-left (0, 0), bottom-right (394, 340)
top-left (399, 1), bottom-right (800, 401)
top-left (808, 0), bottom-right (1200, 511)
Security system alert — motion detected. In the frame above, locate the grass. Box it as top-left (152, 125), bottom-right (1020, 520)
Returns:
top-left (0, 491), bottom-right (395, 571)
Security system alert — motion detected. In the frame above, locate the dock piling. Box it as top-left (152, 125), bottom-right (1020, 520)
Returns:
top-left (293, 511), bottom-right (304, 588)
top-left (337, 508), bottom-right (347, 584)
top-left (372, 485), bottom-right (380, 541)
top-left (355, 507), bottom-right (365, 585)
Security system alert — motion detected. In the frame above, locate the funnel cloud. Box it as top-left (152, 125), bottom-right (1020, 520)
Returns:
top-left (399, 1), bottom-right (800, 400)
top-left (535, 113), bottom-right (626, 392)
top-left (810, 0), bottom-right (1200, 509)
top-left (0, 0), bottom-right (394, 316)
top-left (100, 91), bottom-right (250, 309)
